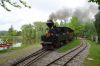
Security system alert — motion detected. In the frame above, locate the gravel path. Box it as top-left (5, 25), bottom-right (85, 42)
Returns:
top-left (0, 45), bottom-right (41, 66)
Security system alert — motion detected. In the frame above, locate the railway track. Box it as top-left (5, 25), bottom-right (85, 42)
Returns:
top-left (46, 40), bottom-right (88, 66)
top-left (11, 39), bottom-right (88, 66)
top-left (11, 48), bottom-right (50, 66)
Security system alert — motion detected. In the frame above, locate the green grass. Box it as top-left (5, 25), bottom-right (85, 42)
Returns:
top-left (57, 39), bottom-right (81, 53)
top-left (84, 40), bottom-right (100, 66)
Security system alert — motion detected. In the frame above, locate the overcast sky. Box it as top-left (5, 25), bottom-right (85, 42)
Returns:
top-left (0, 0), bottom-right (98, 31)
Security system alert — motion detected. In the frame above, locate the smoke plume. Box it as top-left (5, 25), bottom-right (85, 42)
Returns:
top-left (49, 2), bottom-right (99, 22)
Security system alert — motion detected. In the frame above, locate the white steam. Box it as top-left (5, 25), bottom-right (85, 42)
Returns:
top-left (49, 2), bottom-right (99, 22)
top-left (49, 8), bottom-right (73, 21)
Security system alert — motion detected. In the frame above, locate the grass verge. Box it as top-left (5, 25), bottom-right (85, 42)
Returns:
top-left (57, 39), bottom-right (80, 53)
top-left (84, 40), bottom-right (100, 66)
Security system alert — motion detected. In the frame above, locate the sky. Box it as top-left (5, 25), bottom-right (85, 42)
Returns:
top-left (0, 0), bottom-right (98, 31)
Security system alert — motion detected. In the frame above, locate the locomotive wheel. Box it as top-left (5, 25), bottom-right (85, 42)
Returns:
top-left (66, 40), bottom-right (69, 44)
top-left (50, 45), bottom-right (54, 50)
top-left (56, 42), bottom-right (61, 48)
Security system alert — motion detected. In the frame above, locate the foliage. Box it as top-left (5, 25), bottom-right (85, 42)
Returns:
top-left (68, 16), bottom-right (96, 41)
top-left (16, 31), bottom-right (21, 36)
top-left (2, 25), bottom-right (17, 43)
top-left (68, 17), bottom-right (85, 36)
top-left (20, 22), bottom-right (48, 44)
top-left (33, 22), bottom-right (47, 43)
top-left (21, 24), bottom-right (35, 44)
top-left (83, 22), bottom-right (96, 38)
top-left (0, 31), bottom-right (7, 37)
top-left (89, 0), bottom-right (100, 5)
top-left (0, 0), bottom-right (31, 11)
top-left (89, 0), bottom-right (100, 43)
top-left (95, 11), bottom-right (100, 43)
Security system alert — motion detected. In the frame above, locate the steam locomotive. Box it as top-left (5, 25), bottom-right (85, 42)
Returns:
top-left (41, 20), bottom-right (74, 50)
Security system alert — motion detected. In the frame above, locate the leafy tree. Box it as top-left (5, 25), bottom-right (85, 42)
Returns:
top-left (0, 31), bottom-right (7, 37)
top-left (69, 17), bottom-right (85, 37)
top-left (89, 0), bottom-right (100, 43)
top-left (8, 25), bottom-right (16, 36)
top-left (21, 24), bottom-right (35, 44)
top-left (16, 31), bottom-right (21, 36)
top-left (83, 22), bottom-right (96, 39)
top-left (34, 22), bottom-right (47, 43)
top-left (0, 0), bottom-right (31, 11)
top-left (95, 12), bottom-right (100, 43)
top-left (2, 25), bottom-right (16, 43)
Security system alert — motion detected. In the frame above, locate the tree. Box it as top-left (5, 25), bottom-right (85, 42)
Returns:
top-left (2, 25), bottom-right (16, 43)
top-left (95, 11), bottom-right (100, 43)
top-left (83, 22), bottom-right (96, 39)
top-left (69, 17), bottom-right (85, 37)
top-left (21, 24), bottom-right (35, 44)
top-left (89, 0), bottom-right (100, 43)
top-left (34, 22), bottom-right (47, 43)
top-left (0, 0), bottom-right (31, 11)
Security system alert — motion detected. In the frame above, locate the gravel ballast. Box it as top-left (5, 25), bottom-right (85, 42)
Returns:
top-left (30, 39), bottom-right (90, 66)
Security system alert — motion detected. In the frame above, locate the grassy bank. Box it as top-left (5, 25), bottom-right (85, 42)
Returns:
top-left (58, 39), bottom-right (81, 52)
top-left (84, 40), bottom-right (100, 66)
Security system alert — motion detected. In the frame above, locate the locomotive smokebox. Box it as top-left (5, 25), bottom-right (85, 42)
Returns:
top-left (46, 20), bottom-right (54, 29)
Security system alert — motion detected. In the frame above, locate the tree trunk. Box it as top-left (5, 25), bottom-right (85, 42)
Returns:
top-left (95, 11), bottom-right (100, 44)
top-left (95, 35), bottom-right (98, 43)
top-left (97, 33), bottom-right (100, 43)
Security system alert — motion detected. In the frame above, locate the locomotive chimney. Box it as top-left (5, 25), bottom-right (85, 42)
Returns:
top-left (46, 20), bottom-right (54, 29)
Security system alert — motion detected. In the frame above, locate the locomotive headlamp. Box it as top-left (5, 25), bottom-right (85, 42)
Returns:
top-left (45, 32), bottom-right (50, 37)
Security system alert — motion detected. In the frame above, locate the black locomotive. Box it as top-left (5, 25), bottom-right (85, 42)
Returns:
top-left (41, 20), bottom-right (74, 50)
